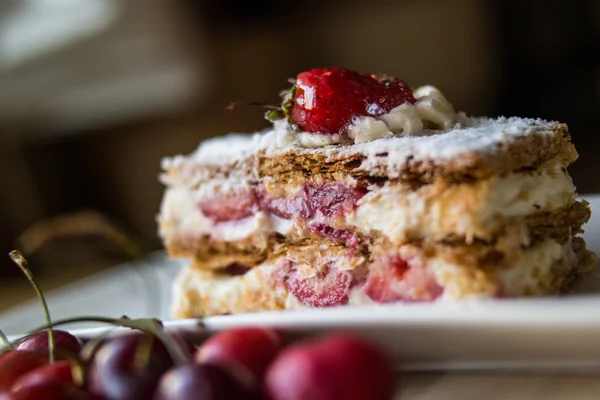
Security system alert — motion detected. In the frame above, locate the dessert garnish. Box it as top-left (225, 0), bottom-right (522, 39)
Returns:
top-left (265, 67), bottom-right (416, 135)
top-left (229, 67), bottom-right (457, 146)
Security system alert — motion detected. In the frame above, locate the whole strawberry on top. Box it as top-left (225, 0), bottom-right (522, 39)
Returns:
top-left (267, 67), bottom-right (416, 135)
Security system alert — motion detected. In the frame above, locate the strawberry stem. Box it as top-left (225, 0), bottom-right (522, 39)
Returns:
top-left (265, 109), bottom-right (285, 122)
top-left (226, 101), bottom-right (280, 111)
top-left (9, 250), bottom-right (55, 363)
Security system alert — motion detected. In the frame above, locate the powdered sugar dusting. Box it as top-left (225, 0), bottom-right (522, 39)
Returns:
top-left (189, 133), bottom-right (262, 166)
top-left (310, 116), bottom-right (544, 159)
top-left (161, 116), bottom-right (559, 177)
top-left (333, 116), bottom-right (546, 173)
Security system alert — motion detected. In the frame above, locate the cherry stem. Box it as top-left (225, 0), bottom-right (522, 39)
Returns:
top-left (9, 250), bottom-right (55, 363)
top-left (105, 226), bottom-right (145, 261)
top-left (226, 101), bottom-right (280, 111)
top-left (26, 316), bottom-right (191, 366)
top-left (55, 350), bottom-right (86, 387)
top-left (0, 327), bottom-right (14, 350)
top-left (133, 334), bottom-right (155, 371)
top-left (17, 211), bottom-right (145, 261)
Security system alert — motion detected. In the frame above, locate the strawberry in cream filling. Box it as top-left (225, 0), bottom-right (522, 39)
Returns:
top-left (308, 224), bottom-right (360, 250)
top-left (364, 253), bottom-right (443, 303)
top-left (261, 182), bottom-right (368, 220)
top-left (197, 182), bottom-right (367, 246)
top-left (198, 190), bottom-right (261, 222)
top-left (284, 262), bottom-right (355, 307)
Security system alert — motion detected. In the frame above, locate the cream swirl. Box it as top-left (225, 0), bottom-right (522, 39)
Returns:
top-left (348, 85), bottom-right (457, 143)
top-left (258, 85), bottom-right (457, 148)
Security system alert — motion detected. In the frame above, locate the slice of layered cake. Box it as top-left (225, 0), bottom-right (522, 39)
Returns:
top-left (158, 67), bottom-right (595, 318)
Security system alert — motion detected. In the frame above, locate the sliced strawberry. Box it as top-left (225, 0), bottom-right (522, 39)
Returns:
top-left (261, 182), bottom-right (367, 222)
top-left (304, 182), bottom-right (368, 218)
top-left (309, 224), bottom-right (359, 249)
top-left (286, 67), bottom-right (416, 134)
top-left (364, 253), bottom-right (443, 303)
top-left (198, 190), bottom-right (261, 222)
top-left (260, 195), bottom-right (312, 220)
top-left (285, 263), bottom-right (354, 307)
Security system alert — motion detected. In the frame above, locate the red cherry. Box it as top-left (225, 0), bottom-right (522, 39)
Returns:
top-left (154, 363), bottom-right (259, 400)
top-left (195, 328), bottom-right (284, 384)
top-left (0, 351), bottom-right (47, 392)
top-left (87, 332), bottom-right (192, 400)
top-left (265, 334), bottom-right (396, 400)
top-left (10, 381), bottom-right (91, 400)
top-left (17, 330), bottom-right (82, 359)
top-left (12, 361), bottom-right (74, 392)
top-left (291, 67), bottom-right (415, 134)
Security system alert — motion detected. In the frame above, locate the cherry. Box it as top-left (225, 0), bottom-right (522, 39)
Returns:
top-left (0, 351), bottom-right (47, 392)
top-left (265, 334), bottom-right (396, 400)
top-left (87, 332), bottom-right (192, 400)
top-left (195, 328), bottom-right (283, 384)
top-left (154, 363), bottom-right (258, 400)
top-left (10, 381), bottom-right (91, 400)
top-left (12, 360), bottom-right (74, 392)
top-left (17, 330), bottom-right (82, 359)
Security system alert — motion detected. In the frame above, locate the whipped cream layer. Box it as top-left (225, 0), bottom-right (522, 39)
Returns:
top-left (171, 237), bottom-right (582, 318)
top-left (172, 262), bottom-right (289, 318)
top-left (158, 157), bottom-right (574, 248)
top-left (349, 157), bottom-right (574, 243)
top-left (159, 188), bottom-right (294, 244)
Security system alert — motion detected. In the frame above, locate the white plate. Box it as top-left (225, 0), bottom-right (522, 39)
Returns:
top-left (2, 195), bottom-right (600, 372)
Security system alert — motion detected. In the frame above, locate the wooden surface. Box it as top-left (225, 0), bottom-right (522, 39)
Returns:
top-left (398, 373), bottom-right (600, 399)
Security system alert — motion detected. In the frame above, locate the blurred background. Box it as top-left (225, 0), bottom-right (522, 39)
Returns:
top-left (0, 0), bottom-right (598, 309)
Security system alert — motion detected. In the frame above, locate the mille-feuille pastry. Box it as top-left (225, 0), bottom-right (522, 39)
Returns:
top-left (158, 67), bottom-right (595, 317)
